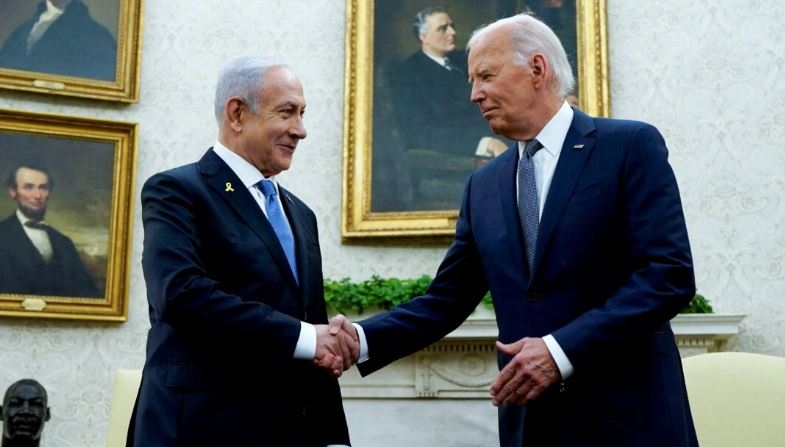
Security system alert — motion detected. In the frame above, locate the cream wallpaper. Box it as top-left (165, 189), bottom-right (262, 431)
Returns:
top-left (0, 0), bottom-right (783, 445)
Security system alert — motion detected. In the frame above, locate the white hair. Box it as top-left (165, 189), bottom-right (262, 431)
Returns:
top-left (468, 14), bottom-right (575, 99)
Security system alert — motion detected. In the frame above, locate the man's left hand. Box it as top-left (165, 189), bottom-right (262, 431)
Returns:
top-left (490, 337), bottom-right (561, 406)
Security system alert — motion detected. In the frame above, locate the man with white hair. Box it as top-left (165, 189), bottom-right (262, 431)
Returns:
top-left (344, 13), bottom-right (698, 447)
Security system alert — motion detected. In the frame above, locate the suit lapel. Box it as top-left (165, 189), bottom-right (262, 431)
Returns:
top-left (533, 110), bottom-right (596, 274)
top-left (198, 149), bottom-right (299, 288)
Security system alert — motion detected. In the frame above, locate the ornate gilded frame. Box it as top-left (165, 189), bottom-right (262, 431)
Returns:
top-left (0, 0), bottom-right (144, 103)
top-left (342, 0), bottom-right (609, 240)
top-left (0, 109), bottom-right (137, 321)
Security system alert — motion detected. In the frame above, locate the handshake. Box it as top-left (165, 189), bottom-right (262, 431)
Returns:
top-left (313, 314), bottom-right (360, 378)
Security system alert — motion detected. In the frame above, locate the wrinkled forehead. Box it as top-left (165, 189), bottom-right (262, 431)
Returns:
top-left (468, 33), bottom-right (513, 70)
top-left (261, 67), bottom-right (306, 105)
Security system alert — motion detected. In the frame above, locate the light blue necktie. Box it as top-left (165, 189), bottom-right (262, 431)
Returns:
top-left (257, 179), bottom-right (298, 283)
top-left (518, 139), bottom-right (543, 272)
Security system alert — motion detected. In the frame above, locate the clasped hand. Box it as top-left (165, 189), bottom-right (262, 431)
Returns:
top-left (313, 314), bottom-right (359, 378)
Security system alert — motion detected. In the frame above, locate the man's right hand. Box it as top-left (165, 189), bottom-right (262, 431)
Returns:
top-left (314, 314), bottom-right (359, 377)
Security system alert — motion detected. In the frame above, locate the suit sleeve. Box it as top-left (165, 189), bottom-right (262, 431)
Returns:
top-left (357, 176), bottom-right (489, 375)
top-left (141, 171), bottom-right (302, 360)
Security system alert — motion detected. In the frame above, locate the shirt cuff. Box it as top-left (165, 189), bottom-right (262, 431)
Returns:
top-left (543, 334), bottom-right (574, 380)
top-left (354, 323), bottom-right (369, 363)
top-left (293, 321), bottom-right (316, 360)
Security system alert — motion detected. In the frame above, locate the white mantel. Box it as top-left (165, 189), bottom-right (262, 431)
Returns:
top-left (339, 311), bottom-right (745, 399)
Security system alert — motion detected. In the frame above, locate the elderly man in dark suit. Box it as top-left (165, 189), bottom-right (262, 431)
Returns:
top-left (128, 54), bottom-right (358, 447)
top-left (341, 13), bottom-right (698, 447)
top-left (0, 161), bottom-right (99, 297)
top-left (0, 0), bottom-right (116, 80)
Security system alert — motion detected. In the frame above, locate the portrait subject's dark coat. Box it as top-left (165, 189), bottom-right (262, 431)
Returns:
top-left (0, 0), bottom-right (117, 80)
top-left (0, 213), bottom-right (100, 297)
top-left (388, 50), bottom-right (492, 155)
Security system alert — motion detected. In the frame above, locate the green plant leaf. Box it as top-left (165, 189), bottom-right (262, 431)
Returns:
top-left (325, 277), bottom-right (713, 315)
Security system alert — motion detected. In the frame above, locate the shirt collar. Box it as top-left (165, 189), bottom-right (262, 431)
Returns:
top-left (517, 101), bottom-right (574, 158)
top-left (422, 50), bottom-right (448, 68)
top-left (212, 141), bottom-right (278, 191)
top-left (42, 0), bottom-right (66, 20)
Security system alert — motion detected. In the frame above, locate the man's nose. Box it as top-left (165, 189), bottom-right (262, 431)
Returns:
top-left (470, 82), bottom-right (483, 103)
top-left (290, 119), bottom-right (307, 140)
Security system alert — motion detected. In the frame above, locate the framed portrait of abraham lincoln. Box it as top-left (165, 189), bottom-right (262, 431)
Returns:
top-left (342, 0), bottom-right (609, 240)
top-left (0, 0), bottom-right (143, 102)
top-left (0, 109), bottom-right (137, 321)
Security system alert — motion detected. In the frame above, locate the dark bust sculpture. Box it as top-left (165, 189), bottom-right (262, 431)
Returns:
top-left (0, 379), bottom-right (50, 447)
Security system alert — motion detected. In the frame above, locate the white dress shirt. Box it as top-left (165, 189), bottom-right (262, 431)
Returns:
top-left (17, 209), bottom-right (53, 263)
top-left (27, 0), bottom-right (65, 53)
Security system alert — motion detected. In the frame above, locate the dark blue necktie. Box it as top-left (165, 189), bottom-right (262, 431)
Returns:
top-left (257, 179), bottom-right (298, 283)
top-left (518, 139), bottom-right (543, 272)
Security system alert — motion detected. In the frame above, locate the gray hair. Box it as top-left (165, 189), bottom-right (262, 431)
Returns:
top-left (412, 6), bottom-right (447, 40)
top-left (213, 54), bottom-right (287, 122)
top-left (467, 14), bottom-right (575, 99)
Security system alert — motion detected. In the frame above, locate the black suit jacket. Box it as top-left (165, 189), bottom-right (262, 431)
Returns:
top-left (388, 51), bottom-right (492, 155)
top-left (0, 0), bottom-right (116, 80)
top-left (0, 213), bottom-right (99, 297)
top-left (357, 109), bottom-right (698, 447)
top-left (128, 149), bottom-right (349, 446)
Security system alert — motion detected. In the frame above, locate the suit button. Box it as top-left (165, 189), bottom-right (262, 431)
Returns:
top-left (527, 291), bottom-right (541, 302)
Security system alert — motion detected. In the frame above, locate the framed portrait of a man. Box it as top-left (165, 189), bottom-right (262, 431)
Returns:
top-left (0, 0), bottom-right (143, 102)
top-left (0, 109), bottom-right (136, 321)
top-left (342, 0), bottom-right (609, 240)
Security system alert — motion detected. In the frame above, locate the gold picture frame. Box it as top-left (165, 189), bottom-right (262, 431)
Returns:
top-left (342, 0), bottom-right (609, 240)
top-left (0, 0), bottom-right (143, 103)
top-left (0, 109), bottom-right (137, 321)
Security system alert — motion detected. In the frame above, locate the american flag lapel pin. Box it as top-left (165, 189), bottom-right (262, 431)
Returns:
top-left (573, 144), bottom-right (584, 150)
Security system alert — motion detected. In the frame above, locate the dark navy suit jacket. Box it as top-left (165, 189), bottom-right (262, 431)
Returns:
top-left (357, 109), bottom-right (698, 447)
top-left (128, 149), bottom-right (349, 446)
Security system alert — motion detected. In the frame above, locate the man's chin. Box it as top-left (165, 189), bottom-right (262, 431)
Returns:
top-left (19, 207), bottom-right (46, 221)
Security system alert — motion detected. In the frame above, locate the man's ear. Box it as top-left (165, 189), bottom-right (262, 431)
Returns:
top-left (225, 97), bottom-right (245, 131)
top-left (530, 53), bottom-right (549, 88)
top-left (44, 406), bottom-right (51, 422)
top-left (0, 405), bottom-right (4, 421)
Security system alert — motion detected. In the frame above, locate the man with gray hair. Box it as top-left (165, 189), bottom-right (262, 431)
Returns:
top-left (128, 54), bottom-right (357, 446)
top-left (342, 12), bottom-right (698, 446)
